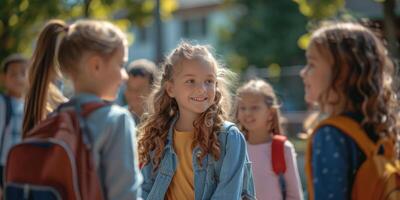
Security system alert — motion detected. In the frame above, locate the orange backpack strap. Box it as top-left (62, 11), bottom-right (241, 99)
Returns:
top-left (271, 135), bottom-right (287, 175)
top-left (305, 115), bottom-right (377, 200)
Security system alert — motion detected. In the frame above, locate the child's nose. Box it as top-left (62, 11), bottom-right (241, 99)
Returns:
top-left (196, 83), bottom-right (207, 92)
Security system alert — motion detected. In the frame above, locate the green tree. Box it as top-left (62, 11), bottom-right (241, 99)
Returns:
top-left (0, 0), bottom-right (64, 64)
top-left (0, 0), bottom-right (178, 62)
top-left (220, 0), bottom-right (308, 71)
top-left (0, 0), bottom-right (177, 90)
top-left (293, 0), bottom-right (345, 20)
top-left (294, 0), bottom-right (399, 59)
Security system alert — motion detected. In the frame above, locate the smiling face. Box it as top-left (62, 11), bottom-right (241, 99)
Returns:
top-left (166, 59), bottom-right (217, 119)
top-left (237, 92), bottom-right (271, 134)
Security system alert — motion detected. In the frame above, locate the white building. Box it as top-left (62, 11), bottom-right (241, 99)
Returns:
top-left (128, 0), bottom-right (229, 62)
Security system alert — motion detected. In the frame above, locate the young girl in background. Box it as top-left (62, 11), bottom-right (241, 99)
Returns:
top-left (138, 42), bottom-right (255, 200)
top-left (234, 79), bottom-right (303, 200)
top-left (301, 22), bottom-right (399, 199)
top-left (22, 19), bottom-right (142, 199)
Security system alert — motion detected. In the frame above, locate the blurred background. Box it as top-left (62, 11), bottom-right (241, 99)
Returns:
top-left (1, 0), bottom-right (400, 193)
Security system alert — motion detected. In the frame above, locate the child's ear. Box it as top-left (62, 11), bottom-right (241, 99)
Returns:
top-left (87, 54), bottom-right (104, 74)
top-left (165, 81), bottom-right (175, 98)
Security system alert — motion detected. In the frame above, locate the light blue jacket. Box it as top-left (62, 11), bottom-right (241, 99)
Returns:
top-left (141, 118), bottom-right (256, 200)
top-left (71, 93), bottom-right (142, 200)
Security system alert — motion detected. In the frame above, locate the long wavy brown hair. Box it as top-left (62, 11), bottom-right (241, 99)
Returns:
top-left (138, 42), bottom-right (234, 171)
top-left (232, 79), bottom-right (283, 140)
top-left (310, 22), bottom-right (399, 140)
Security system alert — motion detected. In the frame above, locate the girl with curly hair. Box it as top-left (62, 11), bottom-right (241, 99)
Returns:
top-left (138, 41), bottom-right (255, 200)
top-left (301, 22), bottom-right (399, 199)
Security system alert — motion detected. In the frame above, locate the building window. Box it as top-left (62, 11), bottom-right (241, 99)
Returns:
top-left (182, 16), bottom-right (208, 38)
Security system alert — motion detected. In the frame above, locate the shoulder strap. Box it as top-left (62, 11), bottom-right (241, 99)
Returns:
top-left (316, 116), bottom-right (377, 156)
top-left (81, 102), bottom-right (110, 117)
top-left (317, 115), bottom-right (395, 158)
top-left (0, 93), bottom-right (13, 157)
top-left (271, 134), bottom-right (287, 199)
top-left (271, 135), bottom-right (287, 174)
top-left (79, 101), bottom-right (111, 148)
top-left (55, 100), bottom-right (111, 149)
top-left (305, 115), bottom-right (377, 200)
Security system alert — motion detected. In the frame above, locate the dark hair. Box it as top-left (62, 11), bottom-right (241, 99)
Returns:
top-left (126, 59), bottom-right (157, 84)
top-left (1, 54), bottom-right (28, 73)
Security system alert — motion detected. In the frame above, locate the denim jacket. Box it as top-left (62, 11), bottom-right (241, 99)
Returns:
top-left (141, 118), bottom-right (256, 200)
top-left (71, 93), bottom-right (142, 200)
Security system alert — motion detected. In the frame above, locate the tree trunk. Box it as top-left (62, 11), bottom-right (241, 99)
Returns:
top-left (154, 0), bottom-right (163, 64)
top-left (84, 0), bottom-right (92, 18)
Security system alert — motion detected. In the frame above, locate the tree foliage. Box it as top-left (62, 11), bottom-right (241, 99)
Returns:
top-left (293, 0), bottom-right (399, 59)
top-left (293, 0), bottom-right (345, 20)
top-left (0, 0), bottom-right (177, 64)
top-left (221, 0), bottom-right (307, 71)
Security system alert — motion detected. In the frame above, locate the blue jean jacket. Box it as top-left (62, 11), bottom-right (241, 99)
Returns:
top-left (141, 119), bottom-right (256, 200)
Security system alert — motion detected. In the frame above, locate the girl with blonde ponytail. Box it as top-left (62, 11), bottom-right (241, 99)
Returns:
top-left (22, 19), bottom-right (141, 199)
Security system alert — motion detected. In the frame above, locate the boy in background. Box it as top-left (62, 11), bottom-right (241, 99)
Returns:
top-left (0, 54), bottom-right (28, 189)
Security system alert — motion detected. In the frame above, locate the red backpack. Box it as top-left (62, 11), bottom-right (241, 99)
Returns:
top-left (3, 101), bottom-right (108, 200)
top-left (271, 134), bottom-right (287, 199)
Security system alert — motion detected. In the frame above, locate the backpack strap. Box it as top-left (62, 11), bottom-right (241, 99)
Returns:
top-left (305, 115), bottom-right (377, 200)
top-left (79, 101), bottom-right (111, 149)
top-left (271, 135), bottom-right (287, 174)
top-left (55, 100), bottom-right (111, 149)
top-left (0, 93), bottom-right (13, 159)
top-left (271, 134), bottom-right (287, 200)
top-left (81, 102), bottom-right (110, 117)
top-left (317, 116), bottom-right (377, 156)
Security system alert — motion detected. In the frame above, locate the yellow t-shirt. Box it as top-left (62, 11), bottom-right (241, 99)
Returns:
top-left (165, 130), bottom-right (195, 200)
